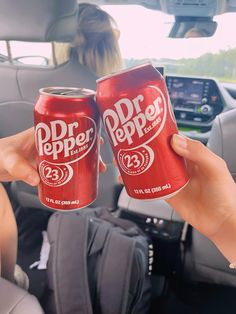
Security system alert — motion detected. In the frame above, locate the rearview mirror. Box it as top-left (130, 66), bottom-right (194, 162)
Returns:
top-left (168, 16), bottom-right (217, 38)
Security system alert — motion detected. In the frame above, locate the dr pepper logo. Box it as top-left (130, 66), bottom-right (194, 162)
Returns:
top-left (103, 85), bottom-right (167, 149)
top-left (35, 117), bottom-right (97, 164)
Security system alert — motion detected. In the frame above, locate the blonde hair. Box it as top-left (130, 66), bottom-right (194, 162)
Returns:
top-left (54, 3), bottom-right (123, 77)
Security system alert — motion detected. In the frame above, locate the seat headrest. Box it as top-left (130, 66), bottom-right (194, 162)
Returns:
top-left (0, 0), bottom-right (77, 42)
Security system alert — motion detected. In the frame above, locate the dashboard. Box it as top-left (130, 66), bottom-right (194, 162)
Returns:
top-left (166, 76), bottom-right (224, 132)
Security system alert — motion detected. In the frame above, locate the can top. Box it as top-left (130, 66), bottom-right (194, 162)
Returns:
top-left (96, 62), bottom-right (153, 84)
top-left (39, 87), bottom-right (95, 98)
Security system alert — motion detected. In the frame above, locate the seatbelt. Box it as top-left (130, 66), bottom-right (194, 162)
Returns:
top-left (52, 214), bottom-right (93, 314)
top-left (97, 231), bottom-right (135, 314)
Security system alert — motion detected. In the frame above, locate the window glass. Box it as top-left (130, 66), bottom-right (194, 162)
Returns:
top-left (0, 41), bottom-right (51, 65)
top-left (102, 5), bottom-right (236, 82)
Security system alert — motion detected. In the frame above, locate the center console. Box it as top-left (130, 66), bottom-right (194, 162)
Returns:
top-left (166, 76), bottom-right (223, 131)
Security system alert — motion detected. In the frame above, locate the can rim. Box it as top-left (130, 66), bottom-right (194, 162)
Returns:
top-left (39, 87), bottom-right (96, 98)
top-left (96, 62), bottom-right (153, 84)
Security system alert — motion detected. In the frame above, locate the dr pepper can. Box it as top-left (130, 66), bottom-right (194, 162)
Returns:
top-left (34, 87), bottom-right (100, 210)
top-left (96, 63), bottom-right (189, 200)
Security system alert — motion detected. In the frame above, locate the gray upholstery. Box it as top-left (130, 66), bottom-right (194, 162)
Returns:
top-left (17, 60), bottom-right (96, 103)
top-left (0, 277), bottom-right (44, 313)
top-left (208, 109), bottom-right (236, 180)
top-left (184, 109), bottom-right (236, 287)
top-left (0, 0), bottom-right (77, 42)
top-left (0, 59), bottom-right (97, 137)
top-left (0, 101), bottom-right (34, 137)
top-left (184, 230), bottom-right (236, 287)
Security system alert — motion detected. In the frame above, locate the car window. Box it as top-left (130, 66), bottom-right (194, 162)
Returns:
top-left (0, 41), bottom-right (7, 55)
top-left (0, 41), bottom-right (51, 65)
top-left (0, 5), bottom-right (236, 82)
top-left (0, 41), bottom-right (8, 62)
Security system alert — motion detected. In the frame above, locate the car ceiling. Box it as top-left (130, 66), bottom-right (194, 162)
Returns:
top-left (79, 0), bottom-right (236, 16)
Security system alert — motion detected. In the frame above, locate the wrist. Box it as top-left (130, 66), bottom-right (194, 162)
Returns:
top-left (210, 210), bottom-right (236, 263)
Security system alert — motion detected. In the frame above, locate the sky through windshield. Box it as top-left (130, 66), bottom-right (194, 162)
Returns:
top-left (1, 4), bottom-right (236, 63)
top-left (103, 5), bottom-right (236, 60)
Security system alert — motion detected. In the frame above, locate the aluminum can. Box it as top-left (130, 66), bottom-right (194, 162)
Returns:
top-left (34, 87), bottom-right (100, 210)
top-left (96, 63), bottom-right (189, 200)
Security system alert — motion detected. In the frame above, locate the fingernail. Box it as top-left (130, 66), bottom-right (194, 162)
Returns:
top-left (26, 174), bottom-right (40, 186)
top-left (173, 134), bottom-right (188, 149)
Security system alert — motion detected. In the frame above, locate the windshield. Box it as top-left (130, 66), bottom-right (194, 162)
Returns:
top-left (103, 5), bottom-right (236, 82)
top-left (1, 4), bottom-right (236, 83)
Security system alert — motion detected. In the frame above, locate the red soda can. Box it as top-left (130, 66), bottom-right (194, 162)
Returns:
top-left (96, 63), bottom-right (189, 200)
top-left (34, 87), bottom-right (100, 210)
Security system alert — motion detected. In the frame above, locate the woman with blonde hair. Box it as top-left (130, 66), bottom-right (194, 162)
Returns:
top-left (54, 3), bottom-right (123, 77)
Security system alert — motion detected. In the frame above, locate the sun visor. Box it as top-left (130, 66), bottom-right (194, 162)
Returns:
top-left (0, 0), bottom-right (77, 42)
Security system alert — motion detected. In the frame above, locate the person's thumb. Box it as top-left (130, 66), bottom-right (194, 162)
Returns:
top-left (171, 134), bottom-right (226, 178)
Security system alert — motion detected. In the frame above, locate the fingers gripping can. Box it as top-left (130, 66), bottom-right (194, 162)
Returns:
top-left (34, 87), bottom-right (100, 210)
top-left (96, 63), bottom-right (189, 200)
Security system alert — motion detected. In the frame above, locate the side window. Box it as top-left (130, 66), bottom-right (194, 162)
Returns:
top-left (0, 41), bottom-right (52, 66)
top-left (0, 41), bottom-right (8, 63)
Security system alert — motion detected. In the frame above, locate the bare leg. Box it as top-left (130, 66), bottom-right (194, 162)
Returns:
top-left (0, 183), bottom-right (17, 282)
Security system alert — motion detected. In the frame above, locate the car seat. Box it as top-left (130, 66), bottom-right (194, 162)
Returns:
top-left (183, 109), bottom-right (236, 287)
top-left (0, 277), bottom-right (44, 313)
top-left (117, 109), bottom-right (236, 287)
top-left (208, 109), bottom-right (236, 181)
top-left (0, 0), bottom-right (118, 210)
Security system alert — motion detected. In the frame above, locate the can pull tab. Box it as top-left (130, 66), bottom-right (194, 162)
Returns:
top-left (60, 88), bottom-right (82, 95)
top-left (60, 88), bottom-right (95, 96)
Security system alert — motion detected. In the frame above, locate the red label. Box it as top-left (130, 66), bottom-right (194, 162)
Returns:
top-left (103, 85), bottom-right (167, 149)
top-left (35, 116), bottom-right (97, 187)
top-left (35, 117), bottom-right (97, 164)
top-left (103, 85), bottom-right (167, 175)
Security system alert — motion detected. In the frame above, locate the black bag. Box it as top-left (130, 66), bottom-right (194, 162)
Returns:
top-left (46, 207), bottom-right (152, 314)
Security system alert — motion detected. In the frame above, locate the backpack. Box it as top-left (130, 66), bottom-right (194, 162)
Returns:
top-left (46, 207), bottom-right (152, 314)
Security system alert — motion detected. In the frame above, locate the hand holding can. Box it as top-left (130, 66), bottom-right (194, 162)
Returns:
top-left (96, 63), bottom-right (189, 200)
top-left (34, 87), bottom-right (100, 211)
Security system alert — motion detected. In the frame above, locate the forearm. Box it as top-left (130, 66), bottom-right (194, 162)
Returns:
top-left (210, 211), bottom-right (236, 263)
top-left (0, 183), bottom-right (17, 282)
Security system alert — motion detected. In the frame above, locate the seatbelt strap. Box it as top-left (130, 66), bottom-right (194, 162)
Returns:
top-left (52, 214), bottom-right (93, 314)
top-left (97, 231), bottom-right (135, 314)
top-left (99, 209), bottom-right (138, 231)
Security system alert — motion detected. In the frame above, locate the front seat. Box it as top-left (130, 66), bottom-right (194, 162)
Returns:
top-left (183, 109), bottom-right (236, 287)
top-left (208, 109), bottom-right (236, 181)
top-left (0, 277), bottom-right (44, 314)
top-left (0, 0), bottom-right (118, 210)
top-left (117, 109), bottom-right (236, 287)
